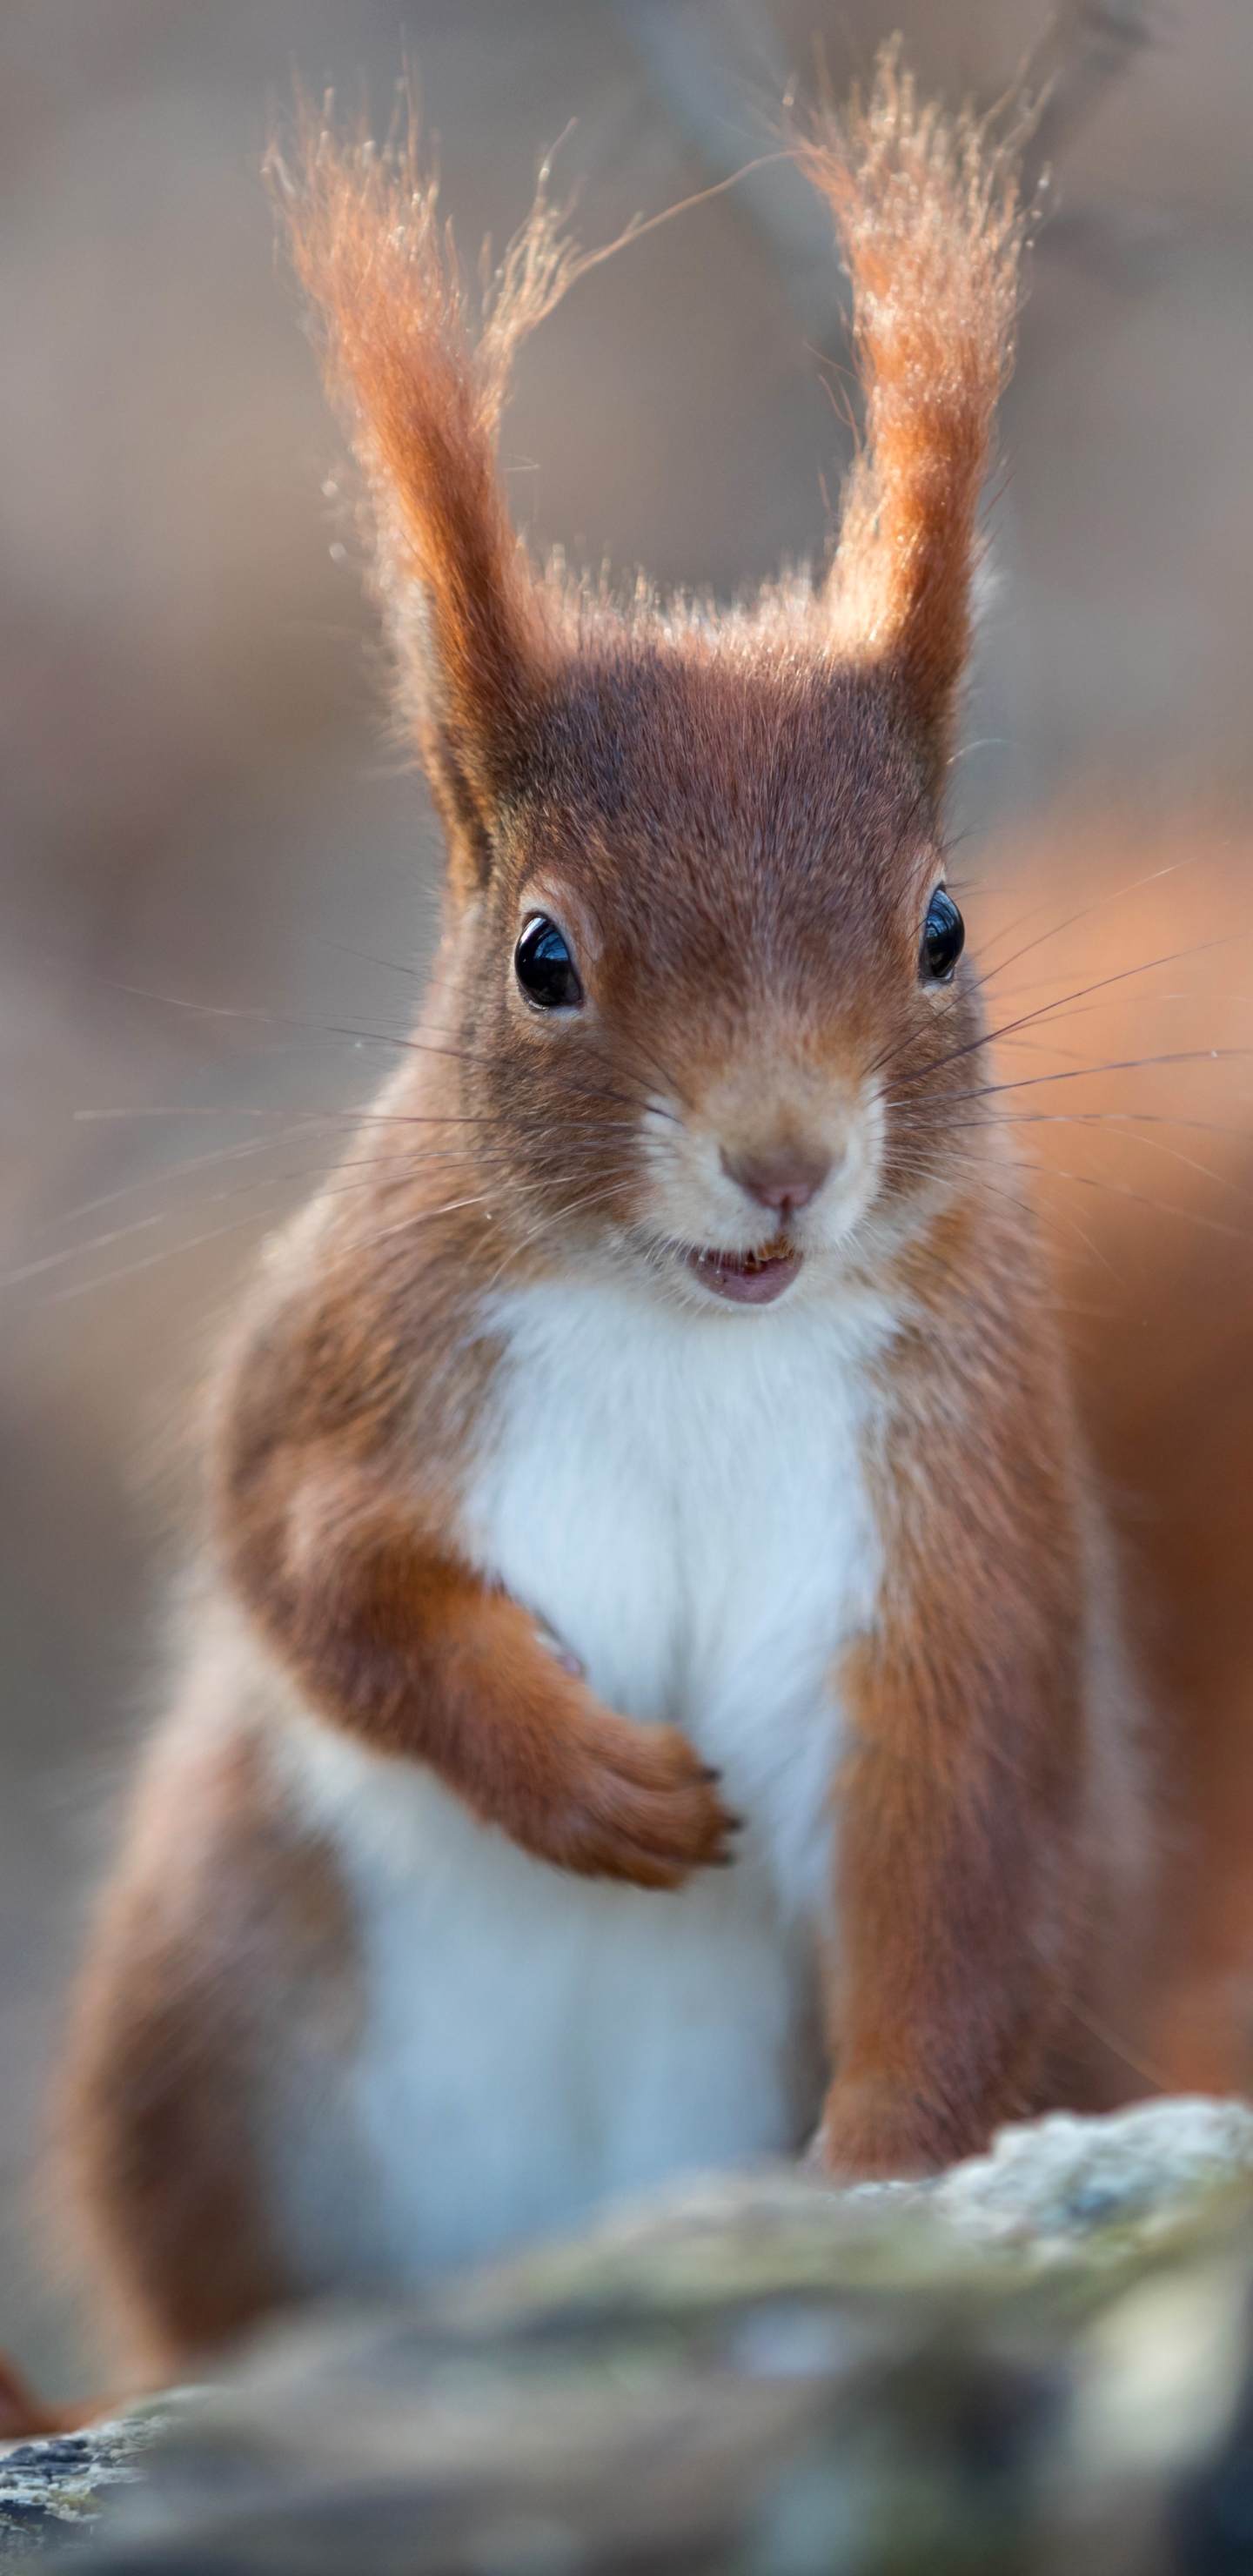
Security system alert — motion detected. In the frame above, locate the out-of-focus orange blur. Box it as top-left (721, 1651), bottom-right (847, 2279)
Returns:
top-left (973, 820), bottom-right (1253, 2101)
top-left (2, 2), bottom-right (1252, 2391)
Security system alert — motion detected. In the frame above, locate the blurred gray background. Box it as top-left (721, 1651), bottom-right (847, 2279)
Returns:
top-left (0, 0), bottom-right (1250, 2389)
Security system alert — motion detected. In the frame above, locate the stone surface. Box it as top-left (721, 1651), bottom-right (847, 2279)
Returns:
top-left (0, 2405), bottom-right (184, 2562)
top-left (3, 2100), bottom-right (1253, 2570)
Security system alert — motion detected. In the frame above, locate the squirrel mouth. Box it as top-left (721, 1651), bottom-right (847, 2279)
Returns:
top-left (685, 1236), bottom-right (801, 1305)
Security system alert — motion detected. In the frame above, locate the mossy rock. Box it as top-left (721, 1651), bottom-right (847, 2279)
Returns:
top-left (6, 2100), bottom-right (1253, 2573)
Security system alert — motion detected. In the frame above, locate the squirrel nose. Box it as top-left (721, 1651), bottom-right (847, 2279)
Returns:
top-left (720, 1144), bottom-right (834, 1216)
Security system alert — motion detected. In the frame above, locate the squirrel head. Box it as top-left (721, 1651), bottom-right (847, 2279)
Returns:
top-left (277, 53), bottom-right (1023, 1309)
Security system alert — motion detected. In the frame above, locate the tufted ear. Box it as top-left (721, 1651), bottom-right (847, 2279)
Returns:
top-left (797, 46), bottom-right (1024, 788)
top-left (273, 104), bottom-right (582, 896)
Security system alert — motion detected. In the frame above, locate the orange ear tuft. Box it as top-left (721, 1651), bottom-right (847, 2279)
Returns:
top-left (271, 98), bottom-right (583, 889)
top-left (797, 44), bottom-right (1024, 781)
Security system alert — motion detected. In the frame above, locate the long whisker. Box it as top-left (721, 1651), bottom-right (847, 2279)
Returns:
top-left (975, 856), bottom-right (1196, 981)
top-left (892, 1118), bottom-right (1253, 1248)
top-left (884, 941), bottom-right (1239, 1103)
top-left (332, 1195), bottom-right (498, 1260)
top-left (1028, 1165), bottom-right (1253, 1244)
top-left (968, 1109), bottom-right (1253, 1142)
top-left (47, 1106), bottom-right (646, 1235)
top-left (97, 976), bottom-right (660, 1119)
top-left (933, 1113), bottom-right (1253, 1205)
top-left (43, 1213), bottom-right (284, 1305)
top-left (868, 922), bottom-right (1243, 1102)
top-left (476, 1174), bottom-right (644, 1298)
top-left (889, 1049), bottom-right (1253, 1115)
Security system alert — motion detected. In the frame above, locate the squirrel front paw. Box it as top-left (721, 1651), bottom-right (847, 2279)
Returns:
top-left (808, 2077), bottom-right (958, 2183)
top-left (523, 1710), bottom-right (740, 1888)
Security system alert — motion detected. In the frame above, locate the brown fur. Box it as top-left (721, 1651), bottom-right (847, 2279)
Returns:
top-left (819, 1192), bottom-right (1097, 2172)
top-left (44, 56), bottom-right (1203, 2396)
top-left (208, 1088), bottom-right (737, 1884)
top-left (60, 1689), bottom-right (359, 2379)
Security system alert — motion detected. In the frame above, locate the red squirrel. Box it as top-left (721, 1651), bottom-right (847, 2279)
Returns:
top-left (50, 57), bottom-right (1155, 2384)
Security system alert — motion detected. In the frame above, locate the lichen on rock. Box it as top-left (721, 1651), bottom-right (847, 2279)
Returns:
top-left (0, 2404), bottom-right (179, 2562)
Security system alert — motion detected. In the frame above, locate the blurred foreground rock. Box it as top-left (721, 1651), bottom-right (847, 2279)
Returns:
top-left (5, 2099), bottom-right (1253, 2572)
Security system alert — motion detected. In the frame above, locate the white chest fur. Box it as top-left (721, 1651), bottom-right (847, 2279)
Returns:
top-left (465, 1278), bottom-right (889, 1915)
top-left (275, 1278), bottom-right (892, 2289)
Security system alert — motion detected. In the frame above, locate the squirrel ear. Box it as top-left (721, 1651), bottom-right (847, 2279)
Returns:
top-left (273, 103), bottom-right (582, 894)
top-left (797, 45), bottom-right (1024, 789)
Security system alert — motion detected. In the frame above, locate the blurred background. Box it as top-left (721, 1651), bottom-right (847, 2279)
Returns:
top-left (1, 0), bottom-right (1251, 2392)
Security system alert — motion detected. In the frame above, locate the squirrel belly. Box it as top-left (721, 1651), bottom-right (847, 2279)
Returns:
top-left (270, 1721), bottom-right (816, 2289)
top-left (228, 1272), bottom-right (891, 2292)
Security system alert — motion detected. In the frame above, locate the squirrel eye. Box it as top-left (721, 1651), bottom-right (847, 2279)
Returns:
top-left (920, 888), bottom-right (964, 983)
top-left (514, 914), bottom-right (583, 1010)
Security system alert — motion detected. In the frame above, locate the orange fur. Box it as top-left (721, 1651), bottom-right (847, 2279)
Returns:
top-left (60, 1701), bottom-right (360, 2381)
top-left (799, 46), bottom-right (1023, 775)
top-left (819, 1194), bottom-right (1101, 2173)
top-left (972, 816), bottom-right (1253, 2099)
top-left (272, 102), bottom-right (582, 893)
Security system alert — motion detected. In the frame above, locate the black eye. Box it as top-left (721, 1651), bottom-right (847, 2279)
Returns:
top-left (920, 887), bottom-right (964, 983)
top-left (514, 914), bottom-right (583, 1010)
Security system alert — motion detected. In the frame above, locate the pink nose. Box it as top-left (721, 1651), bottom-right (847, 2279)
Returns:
top-left (720, 1144), bottom-right (834, 1216)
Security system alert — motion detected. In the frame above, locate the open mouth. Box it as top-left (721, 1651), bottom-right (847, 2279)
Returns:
top-left (684, 1236), bottom-right (801, 1306)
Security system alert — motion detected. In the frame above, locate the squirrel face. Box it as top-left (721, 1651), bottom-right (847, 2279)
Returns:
top-left (442, 650), bottom-right (984, 1311)
top-left (278, 79), bottom-right (1017, 1311)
